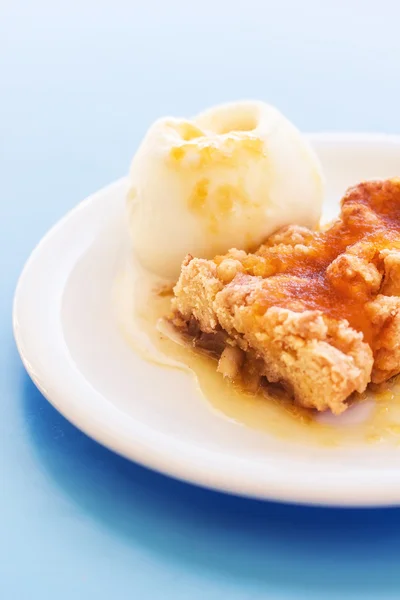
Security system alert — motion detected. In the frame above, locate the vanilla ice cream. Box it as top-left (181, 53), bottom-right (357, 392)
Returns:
top-left (127, 101), bottom-right (324, 280)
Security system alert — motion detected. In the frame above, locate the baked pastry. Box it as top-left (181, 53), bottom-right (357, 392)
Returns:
top-left (172, 180), bottom-right (400, 414)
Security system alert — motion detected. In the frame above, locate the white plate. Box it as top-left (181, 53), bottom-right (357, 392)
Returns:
top-left (13, 133), bottom-right (400, 507)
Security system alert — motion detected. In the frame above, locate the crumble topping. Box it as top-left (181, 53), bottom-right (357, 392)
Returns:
top-left (172, 180), bottom-right (400, 413)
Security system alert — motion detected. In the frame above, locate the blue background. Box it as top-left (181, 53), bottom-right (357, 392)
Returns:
top-left (2, 1), bottom-right (400, 598)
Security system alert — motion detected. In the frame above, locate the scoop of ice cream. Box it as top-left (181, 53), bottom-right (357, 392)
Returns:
top-left (127, 101), bottom-right (324, 280)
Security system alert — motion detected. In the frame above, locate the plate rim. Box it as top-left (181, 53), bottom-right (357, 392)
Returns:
top-left (13, 131), bottom-right (400, 507)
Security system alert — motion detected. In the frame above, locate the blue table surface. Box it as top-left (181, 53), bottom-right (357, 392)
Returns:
top-left (3, 2), bottom-right (400, 598)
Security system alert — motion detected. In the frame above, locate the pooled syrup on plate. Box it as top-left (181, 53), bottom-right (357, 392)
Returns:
top-left (114, 263), bottom-right (400, 448)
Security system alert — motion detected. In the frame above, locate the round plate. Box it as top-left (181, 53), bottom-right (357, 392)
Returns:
top-left (13, 133), bottom-right (400, 506)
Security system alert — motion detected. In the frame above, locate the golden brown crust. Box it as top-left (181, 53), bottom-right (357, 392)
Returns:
top-left (173, 255), bottom-right (223, 333)
top-left (366, 295), bottom-right (400, 383)
top-left (380, 249), bottom-right (400, 296)
top-left (215, 279), bottom-right (372, 414)
top-left (172, 179), bottom-right (400, 413)
top-left (173, 262), bottom-right (373, 414)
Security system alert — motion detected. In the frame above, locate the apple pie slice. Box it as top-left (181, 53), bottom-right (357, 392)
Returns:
top-left (172, 180), bottom-right (400, 413)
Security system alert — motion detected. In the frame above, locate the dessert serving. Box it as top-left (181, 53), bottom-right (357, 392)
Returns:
top-left (15, 92), bottom-right (400, 505)
top-left (16, 98), bottom-right (400, 504)
top-left (126, 100), bottom-right (400, 423)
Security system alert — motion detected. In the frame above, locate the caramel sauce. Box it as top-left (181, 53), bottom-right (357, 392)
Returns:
top-left (169, 134), bottom-right (265, 170)
top-left (213, 181), bottom-right (400, 346)
top-left (115, 264), bottom-right (400, 448)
